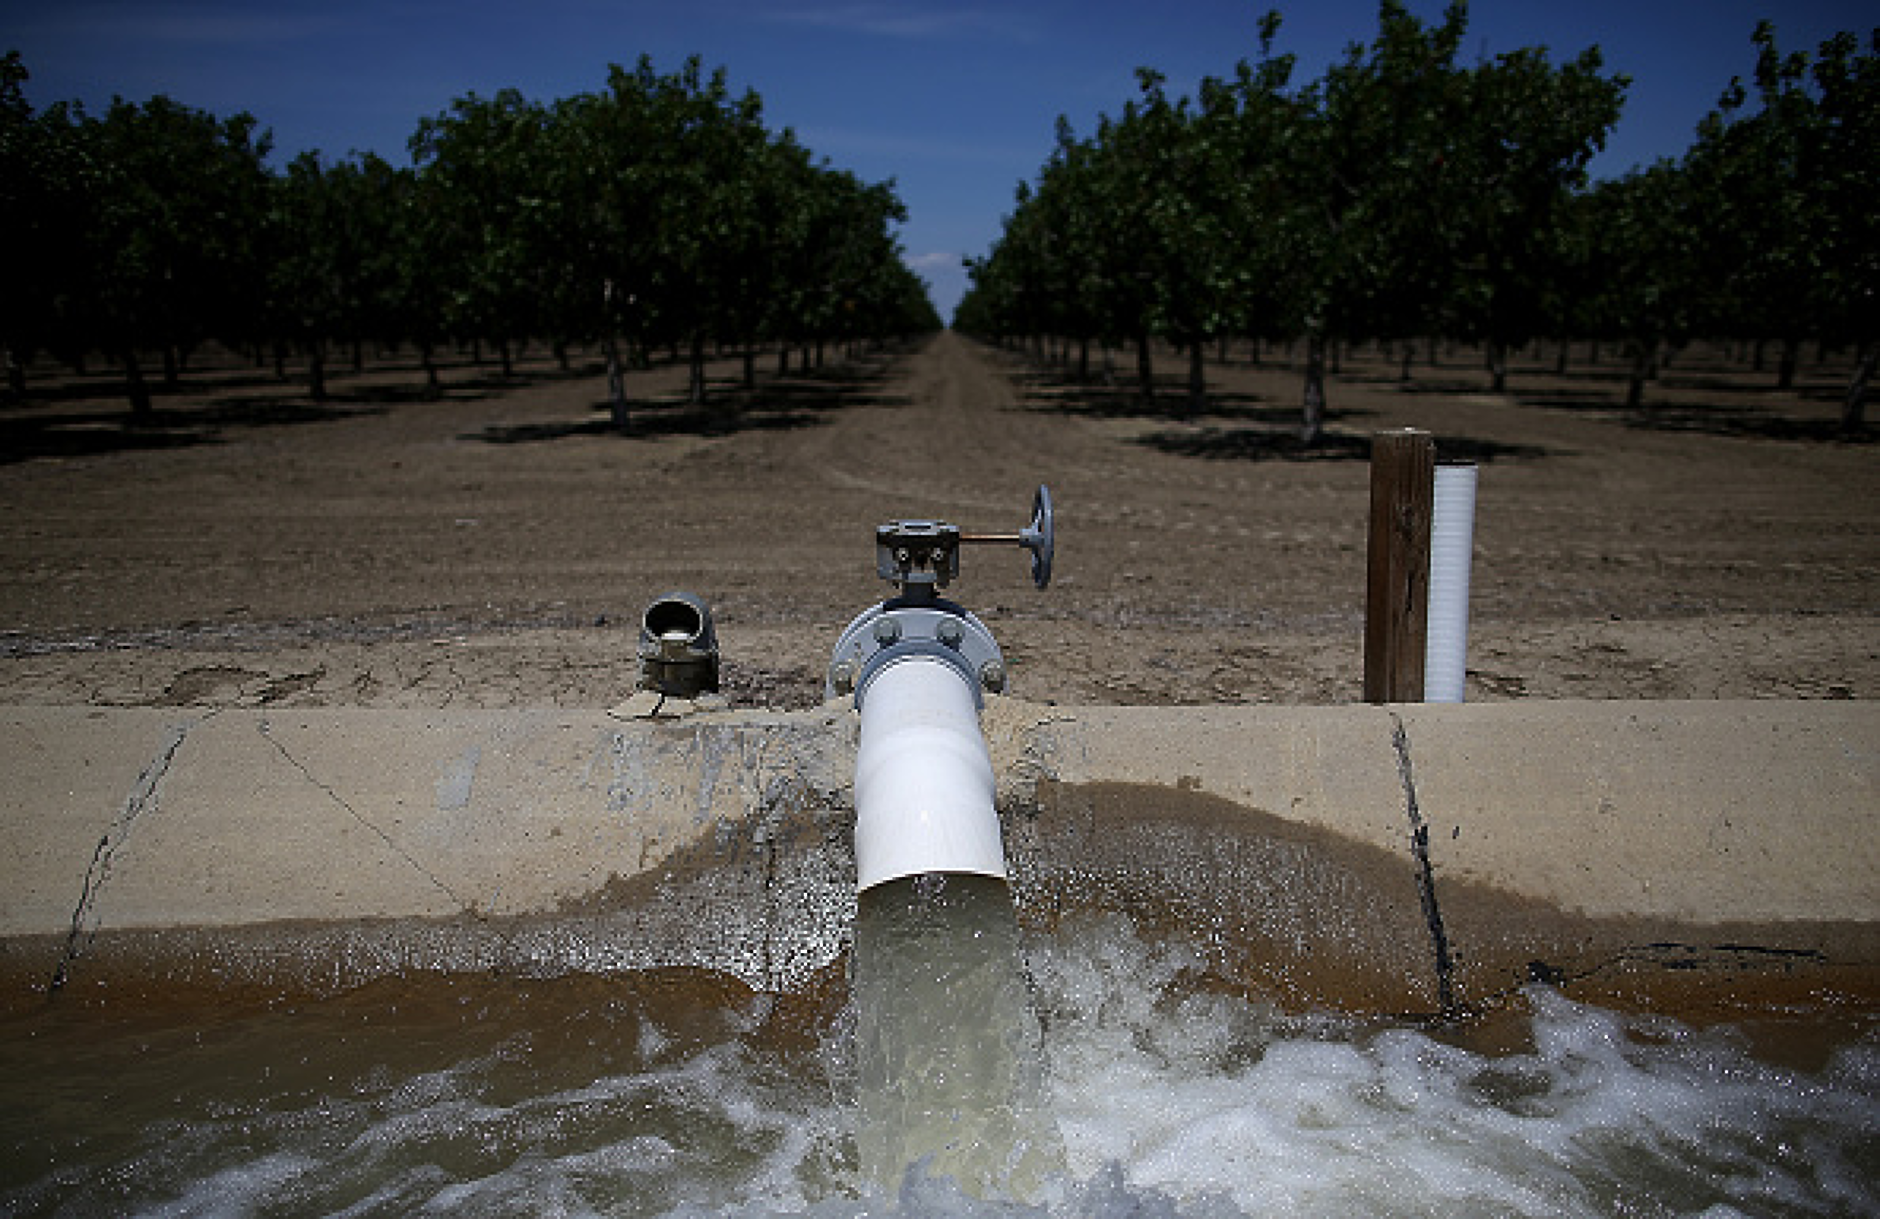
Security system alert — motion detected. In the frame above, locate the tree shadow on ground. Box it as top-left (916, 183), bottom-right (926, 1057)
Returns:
top-left (1013, 370), bottom-right (1291, 423)
top-left (0, 415), bottom-right (218, 464)
top-left (1522, 392), bottom-right (1868, 444)
top-left (1340, 373), bottom-right (1492, 396)
top-left (1137, 424), bottom-right (1551, 463)
top-left (0, 399), bottom-right (390, 465)
top-left (1622, 402), bottom-right (1870, 444)
top-left (471, 361), bottom-right (910, 445)
top-left (476, 405), bottom-right (832, 444)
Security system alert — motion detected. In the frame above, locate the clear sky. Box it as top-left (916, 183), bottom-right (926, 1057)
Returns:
top-left (5, 0), bottom-right (1872, 321)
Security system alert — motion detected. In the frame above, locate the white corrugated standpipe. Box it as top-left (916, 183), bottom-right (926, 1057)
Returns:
top-left (852, 654), bottom-right (1005, 891)
top-left (1424, 462), bottom-right (1478, 703)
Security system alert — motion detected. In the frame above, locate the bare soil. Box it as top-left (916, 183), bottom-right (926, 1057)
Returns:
top-left (1, 333), bottom-right (1874, 711)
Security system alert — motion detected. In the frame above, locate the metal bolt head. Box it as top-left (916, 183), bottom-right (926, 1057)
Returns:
top-left (830, 661), bottom-right (857, 694)
top-left (873, 616), bottom-right (902, 644)
top-left (979, 659), bottom-right (1007, 693)
top-left (936, 617), bottom-right (964, 647)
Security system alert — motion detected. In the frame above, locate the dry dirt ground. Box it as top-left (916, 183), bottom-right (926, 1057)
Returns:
top-left (1, 332), bottom-right (1874, 711)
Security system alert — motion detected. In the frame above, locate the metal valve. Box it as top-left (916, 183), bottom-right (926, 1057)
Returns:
top-left (873, 485), bottom-right (1055, 602)
top-left (830, 485), bottom-right (1057, 705)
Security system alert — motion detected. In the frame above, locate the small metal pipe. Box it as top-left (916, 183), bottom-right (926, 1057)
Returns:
top-left (637, 591), bottom-right (720, 697)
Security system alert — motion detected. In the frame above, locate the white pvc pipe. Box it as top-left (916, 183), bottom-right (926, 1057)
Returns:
top-left (853, 656), bottom-right (1005, 891)
top-left (1424, 462), bottom-right (1478, 703)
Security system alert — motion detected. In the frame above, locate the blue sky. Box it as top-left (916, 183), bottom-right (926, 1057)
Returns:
top-left (5, 0), bottom-right (1872, 320)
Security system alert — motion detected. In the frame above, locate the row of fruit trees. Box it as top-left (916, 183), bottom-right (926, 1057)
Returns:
top-left (954, 6), bottom-right (1877, 438)
top-left (0, 52), bottom-right (941, 418)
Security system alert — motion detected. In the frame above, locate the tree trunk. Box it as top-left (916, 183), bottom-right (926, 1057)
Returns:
top-left (1300, 331), bottom-right (1327, 446)
top-left (4, 346), bottom-right (23, 399)
top-left (1187, 342), bottom-right (1206, 416)
top-left (421, 343), bottom-right (442, 400)
top-left (605, 332), bottom-right (629, 430)
top-left (1777, 336), bottom-right (1799, 390)
top-left (1486, 338), bottom-right (1507, 394)
top-left (1077, 336), bottom-right (1090, 381)
top-left (1135, 333), bottom-right (1155, 405)
top-left (308, 340), bottom-right (327, 402)
top-left (1843, 343), bottom-right (1875, 436)
top-left (1399, 345), bottom-right (1414, 383)
top-left (1626, 339), bottom-right (1655, 410)
top-left (124, 351), bottom-right (152, 417)
top-left (688, 335), bottom-right (707, 405)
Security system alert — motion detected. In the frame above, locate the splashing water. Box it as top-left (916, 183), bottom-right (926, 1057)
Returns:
top-left (3, 912), bottom-right (1875, 1217)
top-left (850, 873), bottom-right (1062, 1198)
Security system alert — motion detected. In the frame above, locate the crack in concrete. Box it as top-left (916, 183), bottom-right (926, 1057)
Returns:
top-left (51, 714), bottom-right (211, 991)
top-left (1390, 712), bottom-right (1460, 1019)
top-left (256, 718), bottom-right (475, 916)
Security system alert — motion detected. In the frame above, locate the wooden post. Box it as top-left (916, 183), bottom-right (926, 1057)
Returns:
top-left (1364, 428), bottom-right (1435, 703)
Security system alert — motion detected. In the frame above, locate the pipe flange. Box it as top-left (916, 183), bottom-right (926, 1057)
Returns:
top-left (826, 600), bottom-right (1005, 707)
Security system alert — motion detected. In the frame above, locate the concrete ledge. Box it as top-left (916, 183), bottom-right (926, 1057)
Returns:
top-left (2, 705), bottom-right (853, 935)
top-left (3, 700), bottom-right (1874, 1017)
top-left (987, 699), bottom-right (1880, 925)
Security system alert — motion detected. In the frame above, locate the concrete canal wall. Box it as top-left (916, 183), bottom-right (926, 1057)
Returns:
top-left (3, 700), bottom-right (1874, 1015)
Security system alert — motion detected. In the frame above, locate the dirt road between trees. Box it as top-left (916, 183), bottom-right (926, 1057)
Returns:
top-left (1, 332), bottom-right (1874, 710)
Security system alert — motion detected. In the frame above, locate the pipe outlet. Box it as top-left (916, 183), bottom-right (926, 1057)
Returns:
top-left (637, 591), bottom-right (720, 697)
top-left (852, 655), bottom-right (1005, 892)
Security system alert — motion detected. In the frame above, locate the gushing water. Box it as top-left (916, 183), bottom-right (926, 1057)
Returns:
top-left (850, 873), bottom-right (1062, 1197)
top-left (3, 912), bottom-right (1875, 1216)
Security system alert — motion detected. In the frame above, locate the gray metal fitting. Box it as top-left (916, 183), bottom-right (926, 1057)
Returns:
top-left (637, 591), bottom-right (720, 697)
top-left (826, 600), bottom-right (1006, 707)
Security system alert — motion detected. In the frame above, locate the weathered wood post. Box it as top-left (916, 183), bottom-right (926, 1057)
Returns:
top-left (1364, 428), bottom-right (1435, 703)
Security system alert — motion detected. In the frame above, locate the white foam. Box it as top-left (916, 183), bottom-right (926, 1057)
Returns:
top-left (11, 912), bottom-right (1875, 1219)
top-left (1026, 918), bottom-right (1880, 1218)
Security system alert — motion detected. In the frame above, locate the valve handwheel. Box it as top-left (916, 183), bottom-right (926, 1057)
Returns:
top-left (877, 484), bottom-right (1056, 596)
top-left (1020, 484), bottom-right (1053, 589)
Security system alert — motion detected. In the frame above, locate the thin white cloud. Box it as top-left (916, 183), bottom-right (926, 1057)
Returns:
top-left (762, 3), bottom-right (1035, 42)
top-left (906, 251), bottom-right (960, 272)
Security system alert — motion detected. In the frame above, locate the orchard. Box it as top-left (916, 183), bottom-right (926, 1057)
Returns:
top-left (0, 53), bottom-right (940, 420)
top-left (956, 6), bottom-right (1878, 437)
